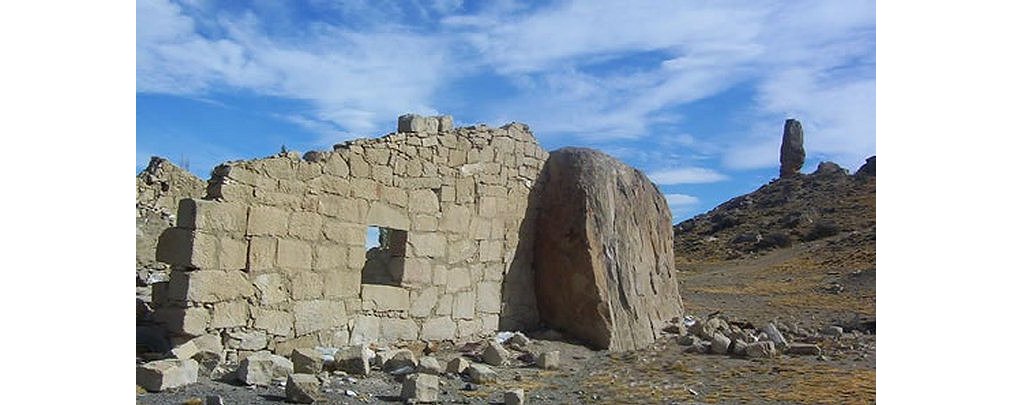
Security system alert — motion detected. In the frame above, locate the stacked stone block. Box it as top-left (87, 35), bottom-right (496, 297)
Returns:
top-left (155, 115), bottom-right (549, 356)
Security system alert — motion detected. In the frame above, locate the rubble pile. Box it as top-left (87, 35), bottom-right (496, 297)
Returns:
top-left (671, 313), bottom-right (876, 360)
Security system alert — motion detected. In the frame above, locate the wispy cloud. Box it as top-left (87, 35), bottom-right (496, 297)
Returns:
top-left (138, 0), bottom-right (874, 173)
top-left (648, 167), bottom-right (728, 185)
top-left (137, 0), bottom-right (451, 138)
top-left (665, 193), bottom-right (700, 206)
top-left (445, 0), bottom-right (874, 166)
top-left (664, 193), bottom-right (701, 222)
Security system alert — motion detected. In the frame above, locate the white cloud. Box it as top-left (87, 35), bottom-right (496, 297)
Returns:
top-left (137, 0), bottom-right (875, 170)
top-left (665, 193), bottom-right (699, 206)
top-left (440, 0), bottom-right (874, 156)
top-left (647, 167), bottom-right (728, 185)
top-left (137, 0), bottom-right (451, 138)
top-left (723, 68), bottom-right (875, 171)
top-left (664, 193), bottom-right (702, 222)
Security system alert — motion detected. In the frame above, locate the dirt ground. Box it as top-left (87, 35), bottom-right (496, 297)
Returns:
top-left (137, 229), bottom-right (875, 404)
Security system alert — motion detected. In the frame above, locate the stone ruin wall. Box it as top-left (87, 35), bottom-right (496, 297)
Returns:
top-left (154, 115), bottom-right (549, 356)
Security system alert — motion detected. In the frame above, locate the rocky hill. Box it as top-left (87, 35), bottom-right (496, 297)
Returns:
top-left (673, 125), bottom-right (875, 263)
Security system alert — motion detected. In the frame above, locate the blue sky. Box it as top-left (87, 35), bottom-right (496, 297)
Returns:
top-left (137, 0), bottom-right (875, 222)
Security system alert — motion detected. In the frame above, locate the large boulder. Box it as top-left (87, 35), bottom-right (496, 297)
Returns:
top-left (779, 119), bottom-right (805, 178)
top-left (533, 147), bottom-right (684, 351)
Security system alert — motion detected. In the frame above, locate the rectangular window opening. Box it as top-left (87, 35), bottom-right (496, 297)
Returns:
top-left (362, 226), bottom-right (407, 286)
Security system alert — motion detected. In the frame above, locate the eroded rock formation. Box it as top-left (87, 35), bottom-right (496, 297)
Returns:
top-left (533, 147), bottom-right (684, 351)
top-left (779, 119), bottom-right (805, 178)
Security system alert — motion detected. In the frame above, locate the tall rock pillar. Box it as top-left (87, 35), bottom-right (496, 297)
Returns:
top-left (779, 119), bottom-right (805, 178)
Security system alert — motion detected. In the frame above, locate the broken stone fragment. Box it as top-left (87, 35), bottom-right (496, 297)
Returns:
top-left (482, 340), bottom-right (510, 366)
top-left (418, 356), bottom-right (444, 375)
top-left (504, 388), bottom-right (525, 405)
top-left (761, 323), bottom-right (787, 349)
top-left (236, 351), bottom-right (294, 386)
top-left (446, 357), bottom-right (469, 374)
top-left (170, 334), bottom-right (224, 377)
top-left (745, 341), bottom-right (777, 358)
top-left (505, 332), bottom-right (531, 348)
top-left (677, 335), bottom-right (700, 346)
top-left (291, 347), bottom-right (324, 374)
top-left (685, 341), bottom-right (711, 354)
top-left (380, 348), bottom-right (418, 372)
top-left (335, 344), bottom-right (371, 376)
top-left (225, 330), bottom-right (268, 351)
top-left (136, 358), bottom-right (199, 392)
top-left (822, 325), bottom-right (845, 337)
top-left (285, 373), bottom-right (321, 404)
top-left (401, 373), bottom-right (440, 403)
top-left (710, 333), bottom-right (731, 355)
top-left (466, 363), bottom-right (497, 384)
top-left (731, 339), bottom-right (748, 357)
top-left (535, 350), bottom-right (560, 370)
top-left (397, 114), bottom-right (439, 133)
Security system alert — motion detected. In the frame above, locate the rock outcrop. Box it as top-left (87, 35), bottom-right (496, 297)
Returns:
top-left (672, 157), bottom-right (875, 262)
top-left (855, 155), bottom-right (876, 178)
top-left (779, 119), bottom-right (805, 178)
top-left (534, 147), bottom-right (683, 351)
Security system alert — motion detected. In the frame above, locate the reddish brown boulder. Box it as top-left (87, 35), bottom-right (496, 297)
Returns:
top-left (534, 147), bottom-right (683, 351)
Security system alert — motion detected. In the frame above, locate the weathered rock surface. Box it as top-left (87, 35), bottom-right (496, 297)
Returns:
top-left (779, 119), bottom-right (805, 178)
top-left (855, 155), bottom-right (876, 177)
top-left (418, 356), bottom-right (443, 375)
top-left (710, 333), bottom-right (731, 355)
top-left (285, 373), bottom-right (321, 403)
top-left (236, 351), bottom-right (294, 386)
top-left (292, 347), bottom-right (325, 374)
top-left (380, 348), bottom-right (418, 372)
top-left (136, 358), bottom-right (199, 392)
top-left (169, 333), bottom-right (224, 376)
top-left (813, 161), bottom-right (847, 178)
top-left (401, 373), bottom-right (440, 403)
top-left (536, 351), bottom-right (560, 370)
top-left (482, 340), bottom-right (510, 366)
top-left (823, 325), bottom-right (845, 337)
top-left (745, 341), bottom-right (777, 358)
top-left (446, 357), bottom-right (469, 374)
top-left (504, 388), bottom-right (525, 405)
top-left (505, 332), bottom-right (531, 348)
top-left (761, 323), bottom-right (787, 348)
top-left (534, 147), bottom-right (683, 351)
top-left (335, 345), bottom-right (371, 375)
top-left (731, 339), bottom-right (748, 356)
top-left (466, 363), bottom-right (497, 384)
